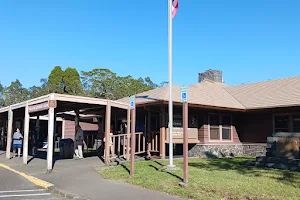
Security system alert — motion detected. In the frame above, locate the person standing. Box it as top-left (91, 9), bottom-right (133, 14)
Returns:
top-left (13, 128), bottom-right (23, 158)
top-left (75, 125), bottom-right (84, 159)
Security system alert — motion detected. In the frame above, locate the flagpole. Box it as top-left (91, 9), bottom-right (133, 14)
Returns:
top-left (168, 0), bottom-right (174, 167)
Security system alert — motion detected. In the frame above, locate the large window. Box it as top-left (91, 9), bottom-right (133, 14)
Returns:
top-left (274, 116), bottom-right (289, 133)
top-left (209, 114), bottom-right (232, 140)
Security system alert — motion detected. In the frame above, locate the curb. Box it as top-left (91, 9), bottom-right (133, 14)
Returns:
top-left (0, 163), bottom-right (53, 188)
top-left (48, 186), bottom-right (89, 200)
top-left (0, 163), bottom-right (89, 200)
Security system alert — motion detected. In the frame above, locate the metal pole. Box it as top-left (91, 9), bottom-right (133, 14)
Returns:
top-left (168, 0), bottom-right (174, 167)
top-left (130, 107), bottom-right (136, 176)
top-left (183, 102), bottom-right (188, 184)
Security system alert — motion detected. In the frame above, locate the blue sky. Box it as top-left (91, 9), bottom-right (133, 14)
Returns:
top-left (1, 0), bottom-right (300, 88)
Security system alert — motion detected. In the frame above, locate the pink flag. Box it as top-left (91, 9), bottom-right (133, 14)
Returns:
top-left (172, 0), bottom-right (179, 18)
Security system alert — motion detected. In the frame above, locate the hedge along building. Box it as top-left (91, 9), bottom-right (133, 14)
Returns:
top-left (0, 93), bottom-right (130, 171)
top-left (117, 74), bottom-right (300, 158)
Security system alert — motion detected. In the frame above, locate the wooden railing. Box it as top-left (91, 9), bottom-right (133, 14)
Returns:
top-left (149, 131), bottom-right (159, 152)
top-left (135, 132), bottom-right (146, 154)
top-left (109, 132), bottom-right (146, 159)
top-left (111, 133), bottom-right (129, 159)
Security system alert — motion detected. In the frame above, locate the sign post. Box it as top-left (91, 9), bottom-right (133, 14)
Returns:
top-left (130, 96), bottom-right (136, 176)
top-left (181, 86), bottom-right (188, 185)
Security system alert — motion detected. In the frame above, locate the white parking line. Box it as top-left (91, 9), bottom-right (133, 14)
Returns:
top-left (0, 189), bottom-right (46, 193)
top-left (0, 193), bottom-right (51, 198)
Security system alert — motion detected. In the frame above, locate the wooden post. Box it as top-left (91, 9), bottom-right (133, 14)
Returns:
top-left (47, 95), bottom-right (55, 172)
top-left (1, 119), bottom-right (5, 150)
top-left (130, 108), bottom-right (136, 176)
top-left (6, 108), bottom-right (13, 159)
top-left (105, 101), bottom-right (111, 165)
top-left (183, 102), bottom-right (188, 184)
top-left (160, 105), bottom-right (166, 158)
top-left (75, 109), bottom-right (80, 126)
top-left (147, 110), bottom-right (151, 155)
top-left (36, 116), bottom-right (40, 141)
top-left (47, 107), bottom-right (55, 172)
top-left (23, 102), bottom-right (30, 164)
top-left (126, 108), bottom-right (130, 161)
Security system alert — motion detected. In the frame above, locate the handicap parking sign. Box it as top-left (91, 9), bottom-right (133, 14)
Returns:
top-left (130, 96), bottom-right (135, 109)
top-left (181, 86), bottom-right (188, 102)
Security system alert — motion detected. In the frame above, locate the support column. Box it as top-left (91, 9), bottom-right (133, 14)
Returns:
top-left (1, 119), bottom-right (5, 150)
top-left (183, 102), bottom-right (189, 184)
top-left (47, 95), bottom-right (55, 172)
top-left (160, 105), bottom-right (166, 158)
top-left (75, 109), bottom-right (80, 126)
top-left (126, 108), bottom-right (130, 161)
top-left (53, 112), bottom-right (57, 152)
top-left (23, 102), bottom-right (30, 164)
top-left (147, 110), bottom-right (151, 156)
top-left (6, 108), bottom-right (13, 159)
top-left (130, 108), bottom-right (136, 176)
top-left (36, 116), bottom-right (40, 141)
top-left (104, 101), bottom-right (111, 165)
top-left (61, 118), bottom-right (65, 139)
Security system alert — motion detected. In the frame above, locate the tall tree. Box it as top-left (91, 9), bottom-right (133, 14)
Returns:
top-left (0, 83), bottom-right (4, 107)
top-left (63, 67), bottom-right (83, 95)
top-left (28, 85), bottom-right (43, 99)
top-left (40, 78), bottom-right (49, 94)
top-left (81, 68), bottom-right (157, 100)
top-left (81, 68), bottom-right (117, 99)
top-left (48, 66), bottom-right (64, 93)
top-left (3, 79), bottom-right (29, 106)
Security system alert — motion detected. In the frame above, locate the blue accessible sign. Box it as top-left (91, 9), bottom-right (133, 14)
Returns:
top-left (130, 96), bottom-right (135, 110)
top-left (181, 86), bottom-right (188, 103)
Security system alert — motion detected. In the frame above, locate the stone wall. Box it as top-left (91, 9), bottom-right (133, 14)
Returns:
top-left (189, 144), bottom-right (266, 158)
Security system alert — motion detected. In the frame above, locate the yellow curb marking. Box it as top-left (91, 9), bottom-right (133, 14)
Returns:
top-left (0, 163), bottom-right (53, 189)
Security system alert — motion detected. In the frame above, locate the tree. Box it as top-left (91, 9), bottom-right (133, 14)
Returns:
top-left (63, 67), bottom-right (83, 95)
top-left (40, 78), bottom-right (50, 94)
top-left (48, 66), bottom-right (64, 93)
top-left (28, 85), bottom-right (43, 99)
top-left (81, 68), bottom-right (158, 100)
top-left (3, 79), bottom-right (29, 106)
top-left (0, 83), bottom-right (4, 107)
top-left (145, 77), bottom-right (158, 88)
top-left (81, 68), bottom-right (118, 99)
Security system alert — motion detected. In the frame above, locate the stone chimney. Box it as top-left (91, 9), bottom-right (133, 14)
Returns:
top-left (198, 69), bottom-right (223, 83)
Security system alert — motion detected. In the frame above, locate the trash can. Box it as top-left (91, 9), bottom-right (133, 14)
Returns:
top-left (59, 138), bottom-right (74, 159)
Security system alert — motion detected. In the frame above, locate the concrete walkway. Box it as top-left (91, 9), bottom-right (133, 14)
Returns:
top-left (0, 151), bottom-right (182, 200)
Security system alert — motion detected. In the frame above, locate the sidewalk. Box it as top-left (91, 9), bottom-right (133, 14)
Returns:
top-left (0, 151), bottom-right (182, 200)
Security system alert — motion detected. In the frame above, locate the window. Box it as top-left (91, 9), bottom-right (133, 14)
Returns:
top-left (274, 116), bottom-right (289, 133)
top-left (222, 115), bottom-right (232, 140)
top-left (209, 114), bottom-right (232, 140)
top-left (293, 115), bottom-right (300, 132)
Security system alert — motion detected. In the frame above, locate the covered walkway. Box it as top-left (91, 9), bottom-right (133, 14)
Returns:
top-left (0, 93), bottom-right (130, 171)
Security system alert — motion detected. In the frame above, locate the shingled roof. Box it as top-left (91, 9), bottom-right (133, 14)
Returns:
top-left (225, 76), bottom-right (300, 109)
top-left (117, 76), bottom-right (300, 111)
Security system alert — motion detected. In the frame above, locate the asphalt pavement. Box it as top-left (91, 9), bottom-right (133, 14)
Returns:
top-left (0, 167), bottom-right (63, 200)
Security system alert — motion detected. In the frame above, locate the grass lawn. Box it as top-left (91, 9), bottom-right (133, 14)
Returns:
top-left (97, 157), bottom-right (300, 200)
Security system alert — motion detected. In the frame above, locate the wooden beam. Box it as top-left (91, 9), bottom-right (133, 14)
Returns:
top-left (23, 102), bottom-right (30, 164)
top-left (160, 105), bottom-right (166, 158)
top-left (126, 108), bottom-right (130, 161)
top-left (6, 108), bottom-right (13, 159)
top-left (47, 95), bottom-right (55, 172)
top-left (147, 110), bottom-right (151, 156)
top-left (1, 119), bottom-right (5, 151)
top-left (130, 108), bottom-right (136, 176)
top-left (183, 102), bottom-right (189, 184)
top-left (105, 102), bottom-right (111, 165)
